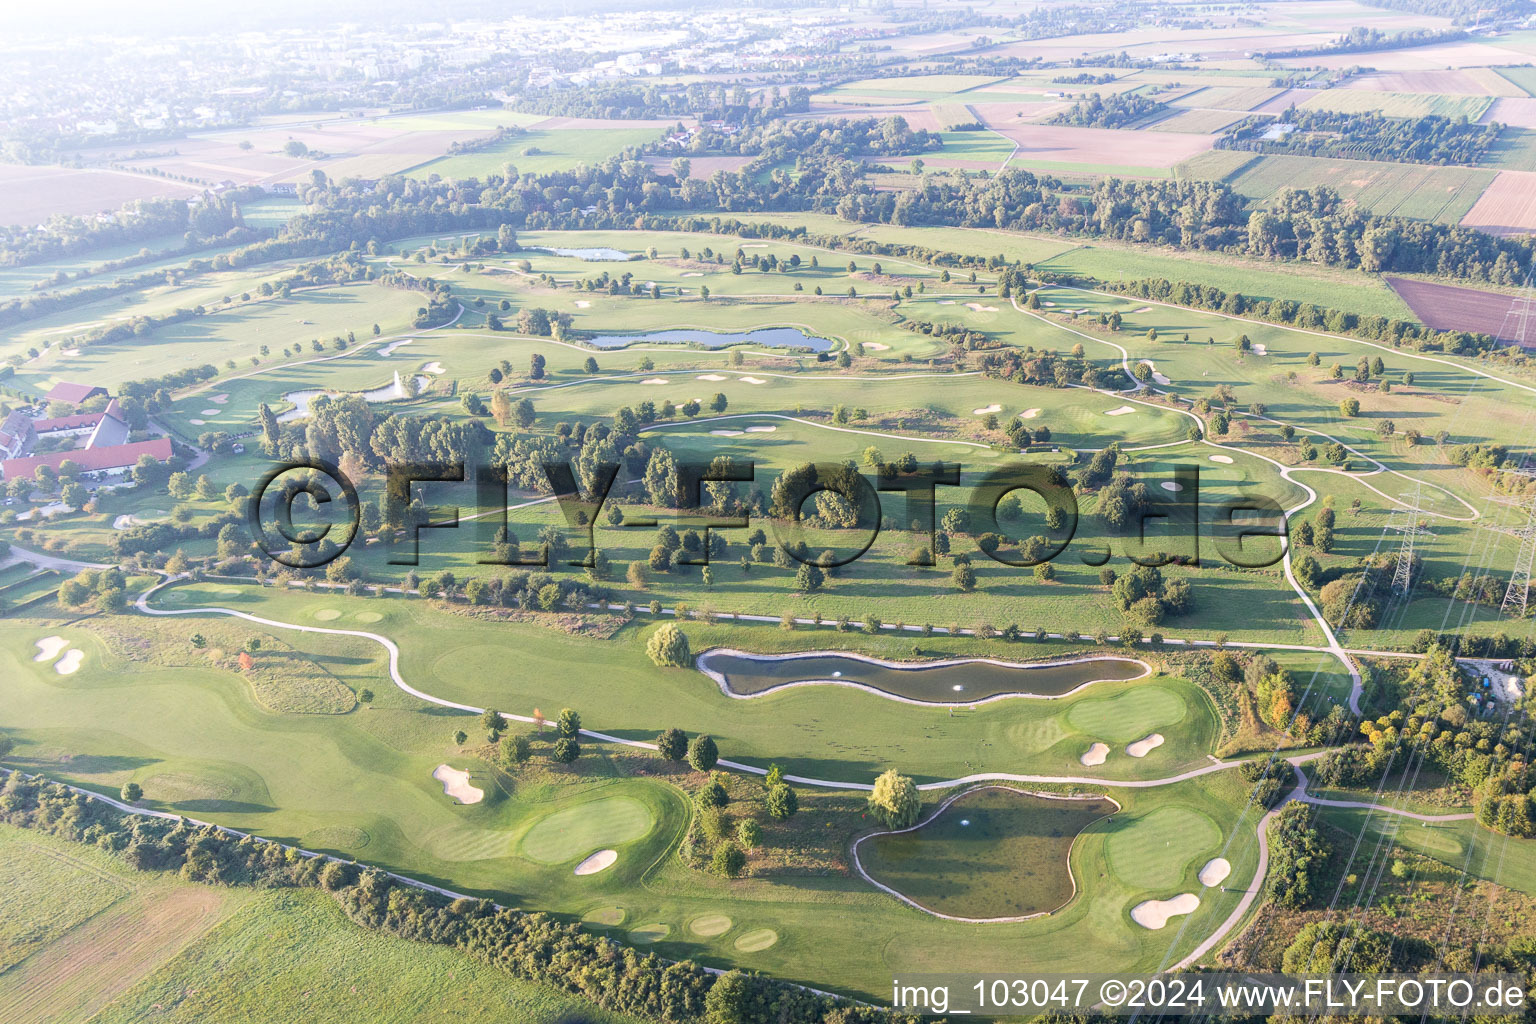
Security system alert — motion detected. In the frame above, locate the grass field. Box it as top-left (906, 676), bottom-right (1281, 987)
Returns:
top-left (410, 124), bottom-right (668, 179)
top-left (1298, 89), bottom-right (1493, 121)
top-left (0, 825), bottom-right (647, 1024)
top-left (1225, 154), bottom-right (1494, 224)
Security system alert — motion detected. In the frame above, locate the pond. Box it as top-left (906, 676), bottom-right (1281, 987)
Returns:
top-left (695, 650), bottom-right (1148, 704)
top-left (855, 786), bottom-right (1118, 921)
top-left (278, 372), bottom-right (430, 422)
top-left (528, 246), bottom-right (633, 261)
top-left (583, 327), bottom-right (833, 351)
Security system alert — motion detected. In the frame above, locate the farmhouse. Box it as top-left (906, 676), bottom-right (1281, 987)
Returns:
top-left (0, 398), bottom-right (167, 481)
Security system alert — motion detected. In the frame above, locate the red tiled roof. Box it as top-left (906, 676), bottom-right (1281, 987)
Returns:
top-left (1, 438), bottom-right (171, 478)
top-left (33, 412), bottom-right (103, 432)
top-left (44, 382), bottom-right (108, 403)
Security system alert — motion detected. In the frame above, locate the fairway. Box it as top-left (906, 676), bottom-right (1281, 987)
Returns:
top-left (519, 794), bottom-right (657, 864)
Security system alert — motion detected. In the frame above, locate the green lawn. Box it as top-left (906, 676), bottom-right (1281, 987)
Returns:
top-left (410, 125), bottom-right (667, 179)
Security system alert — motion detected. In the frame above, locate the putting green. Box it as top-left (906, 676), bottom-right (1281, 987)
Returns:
top-left (141, 770), bottom-right (237, 803)
top-left (629, 923), bottom-right (670, 944)
top-left (519, 795), bottom-right (655, 864)
top-left (582, 906), bottom-right (626, 927)
top-left (354, 611), bottom-right (383, 623)
top-left (734, 929), bottom-right (778, 952)
top-left (1065, 686), bottom-right (1186, 743)
top-left (157, 590), bottom-right (188, 604)
top-left (1106, 806), bottom-right (1220, 889)
top-left (689, 914), bottom-right (733, 937)
top-left (313, 609), bottom-right (342, 621)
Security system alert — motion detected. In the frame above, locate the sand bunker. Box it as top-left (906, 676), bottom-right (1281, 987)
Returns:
top-left (1199, 858), bottom-right (1231, 887)
top-left (682, 272), bottom-right (704, 277)
top-left (55, 650), bottom-right (84, 675)
top-left (965, 303), bottom-right (999, 312)
top-left (1080, 742), bottom-right (1109, 766)
top-left (208, 393), bottom-right (229, 404)
top-left (1020, 408), bottom-right (1041, 419)
top-left (642, 378), bottom-right (669, 385)
top-left (1138, 360), bottom-right (1171, 386)
top-left (1133, 306), bottom-right (1153, 313)
top-left (34, 636), bottom-right (68, 663)
top-left (710, 429), bottom-right (744, 436)
top-left (574, 849), bottom-right (618, 876)
top-left (973, 404), bottom-right (1002, 415)
top-left (378, 338), bottom-right (414, 357)
top-left (1131, 893), bottom-right (1199, 930)
top-left (1209, 454), bottom-right (1233, 464)
top-left (423, 362), bottom-right (445, 375)
top-left (188, 419), bottom-right (205, 425)
top-left (575, 300), bottom-right (592, 308)
top-left (745, 425), bottom-right (777, 433)
top-left (938, 300), bottom-right (956, 305)
top-left (864, 342), bottom-right (890, 351)
top-left (1251, 343), bottom-right (1267, 356)
top-left (112, 514), bottom-right (138, 531)
top-left (739, 376), bottom-right (766, 384)
top-left (200, 408), bottom-right (220, 415)
top-left (1105, 406), bottom-right (1136, 416)
top-left (697, 374), bottom-right (727, 381)
top-left (433, 764), bottom-right (484, 805)
top-left (1161, 481), bottom-right (1184, 492)
top-left (1126, 733), bottom-right (1165, 757)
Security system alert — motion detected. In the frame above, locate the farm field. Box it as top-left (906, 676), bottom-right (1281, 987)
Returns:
top-left (1224, 154), bottom-right (1495, 223)
top-left (1459, 169), bottom-right (1536, 236)
top-left (410, 120), bottom-right (672, 179)
top-left (1384, 275), bottom-right (1533, 346)
top-left (1296, 89), bottom-right (1493, 121)
top-left (0, 825), bottom-right (646, 1024)
top-left (0, 164), bottom-right (201, 226)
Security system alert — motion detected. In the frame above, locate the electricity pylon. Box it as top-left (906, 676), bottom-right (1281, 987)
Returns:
top-left (1500, 487), bottom-right (1536, 620)
top-left (1389, 482), bottom-right (1427, 598)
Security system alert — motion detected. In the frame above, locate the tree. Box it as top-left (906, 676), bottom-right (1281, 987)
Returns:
top-left (794, 562), bottom-right (824, 593)
top-left (687, 734), bottom-right (719, 772)
top-left (552, 737), bottom-right (581, 763)
top-left (712, 841), bottom-right (746, 878)
top-left (656, 727), bottom-right (688, 761)
top-left (529, 353), bottom-right (546, 380)
top-left (1339, 397), bottom-right (1361, 417)
top-left (120, 782), bottom-right (143, 804)
top-left (766, 783), bottom-right (798, 820)
top-left (736, 819), bottom-right (761, 849)
top-left (558, 707), bottom-right (581, 738)
top-left (868, 769), bottom-right (921, 829)
top-left (453, 729), bottom-right (468, 746)
top-left (499, 733), bottom-right (531, 767)
top-left (646, 622), bottom-right (691, 667)
top-left (480, 708), bottom-right (504, 735)
top-left (697, 777), bottom-right (729, 808)
top-left (952, 563), bottom-right (977, 591)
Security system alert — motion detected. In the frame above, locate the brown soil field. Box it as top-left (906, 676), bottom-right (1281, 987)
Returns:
top-left (1349, 68), bottom-right (1525, 97)
top-left (644, 154), bottom-right (755, 177)
top-left (1484, 97), bottom-right (1536, 128)
top-left (1459, 170), bottom-right (1536, 237)
top-left (979, 122), bottom-right (1214, 167)
top-left (80, 118), bottom-right (510, 186)
top-left (0, 165), bottom-right (201, 227)
top-left (965, 100), bottom-right (1069, 125)
top-left (1385, 275), bottom-right (1535, 346)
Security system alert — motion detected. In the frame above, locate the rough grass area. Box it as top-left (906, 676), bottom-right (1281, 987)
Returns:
top-left (859, 787), bottom-right (1116, 919)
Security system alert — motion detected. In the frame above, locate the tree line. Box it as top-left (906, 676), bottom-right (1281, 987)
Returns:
top-left (1218, 106), bottom-right (1501, 166)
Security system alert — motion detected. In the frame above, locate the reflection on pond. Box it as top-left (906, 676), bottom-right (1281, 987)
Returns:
top-left (528, 246), bottom-right (633, 261)
top-left (696, 650), bottom-right (1148, 704)
top-left (584, 327), bottom-right (832, 351)
top-left (279, 371), bottom-right (430, 422)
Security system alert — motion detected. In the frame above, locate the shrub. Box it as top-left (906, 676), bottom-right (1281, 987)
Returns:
top-left (551, 737), bottom-right (581, 763)
top-left (646, 623), bottom-right (692, 667)
top-left (687, 734), bottom-right (719, 772)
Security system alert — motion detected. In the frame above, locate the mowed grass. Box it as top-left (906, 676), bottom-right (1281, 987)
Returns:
top-left (519, 794), bottom-right (656, 864)
top-left (0, 825), bottom-right (646, 1024)
top-left (410, 125), bottom-right (667, 179)
top-left (1226, 154), bottom-right (1494, 224)
top-left (1, 601), bottom-right (1260, 996)
top-left (858, 787), bottom-right (1117, 919)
